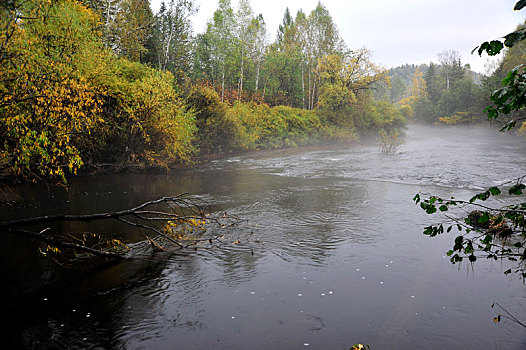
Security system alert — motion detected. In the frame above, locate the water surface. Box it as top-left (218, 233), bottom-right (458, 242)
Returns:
top-left (2, 124), bottom-right (526, 349)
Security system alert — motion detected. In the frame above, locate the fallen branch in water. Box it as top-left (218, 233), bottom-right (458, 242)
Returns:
top-left (0, 194), bottom-right (238, 263)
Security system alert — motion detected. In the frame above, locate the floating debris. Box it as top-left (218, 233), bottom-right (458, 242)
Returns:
top-left (380, 282), bottom-right (384, 285)
top-left (321, 293), bottom-right (325, 296)
top-left (328, 291), bottom-right (333, 295)
top-left (297, 294), bottom-right (303, 297)
top-left (250, 292), bottom-right (255, 295)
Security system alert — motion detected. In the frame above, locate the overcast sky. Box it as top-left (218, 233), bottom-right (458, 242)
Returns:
top-left (151, 0), bottom-right (525, 73)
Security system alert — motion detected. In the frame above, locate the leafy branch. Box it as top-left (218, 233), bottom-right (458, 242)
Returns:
top-left (0, 193), bottom-right (239, 265)
top-left (414, 178), bottom-right (526, 279)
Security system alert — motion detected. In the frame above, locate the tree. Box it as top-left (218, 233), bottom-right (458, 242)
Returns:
top-left (388, 76), bottom-right (406, 103)
top-left (85, 0), bottom-right (155, 62)
top-left (261, 9), bottom-right (305, 107)
top-left (316, 49), bottom-right (401, 134)
top-left (154, 0), bottom-right (196, 82)
top-left (415, 1), bottom-right (526, 280)
top-left (248, 14), bottom-right (268, 95)
top-left (0, 0), bottom-right (107, 183)
top-left (302, 2), bottom-right (343, 110)
top-left (198, 0), bottom-right (236, 101)
top-left (424, 62), bottom-right (439, 103)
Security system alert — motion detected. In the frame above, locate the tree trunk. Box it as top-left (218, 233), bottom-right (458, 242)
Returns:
top-left (301, 64), bottom-right (305, 109)
top-left (239, 54), bottom-right (244, 99)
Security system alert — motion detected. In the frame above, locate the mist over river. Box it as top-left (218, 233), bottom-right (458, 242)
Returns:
top-left (1, 124), bottom-right (526, 349)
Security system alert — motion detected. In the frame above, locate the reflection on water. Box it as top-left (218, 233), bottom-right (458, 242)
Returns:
top-left (2, 125), bottom-right (526, 349)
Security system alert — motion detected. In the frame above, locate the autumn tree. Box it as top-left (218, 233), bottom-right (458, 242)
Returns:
top-left (302, 2), bottom-right (343, 110)
top-left (0, 0), bottom-right (108, 182)
top-left (317, 48), bottom-right (393, 131)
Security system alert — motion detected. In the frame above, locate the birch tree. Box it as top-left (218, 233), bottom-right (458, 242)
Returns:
top-left (155, 0), bottom-right (196, 80)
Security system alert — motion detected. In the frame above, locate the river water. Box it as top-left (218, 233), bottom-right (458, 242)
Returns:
top-left (1, 124), bottom-right (526, 349)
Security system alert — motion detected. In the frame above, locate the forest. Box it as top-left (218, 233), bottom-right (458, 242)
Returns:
top-left (0, 0), bottom-right (406, 185)
top-left (0, 0), bottom-right (524, 187)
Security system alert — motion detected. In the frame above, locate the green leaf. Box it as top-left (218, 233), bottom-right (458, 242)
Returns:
top-left (420, 201), bottom-right (437, 214)
top-left (468, 255), bottom-right (477, 263)
top-left (439, 205), bottom-right (449, 212)
top-left (478, 212), bottom-right (490, 224)
top-left (446, 250), bottom-right (454, 256)
top-left (488, 187), bottom-right (501, 196)
top-left (482, 234), bottom-right (493, 244)
top-left (485, 106), bottom-right (498, 119)
top-left (504, 30), bottom-right (526, 48)
top-left (476, 40), bottom-right (505, 56)
top-left (413, 193), bottom-right (420, 204)
top-left (489, 40), bottom-right (504, 55)
top-left (509, 183), bottom-right (526, 195)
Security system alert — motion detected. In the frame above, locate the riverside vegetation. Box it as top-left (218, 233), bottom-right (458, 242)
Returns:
top-left (0, 0), bottom-right (405, 186)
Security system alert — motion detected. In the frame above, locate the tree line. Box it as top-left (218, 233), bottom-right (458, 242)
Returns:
top-left (0, 0), bottom-right (405, 185)
top-left (376, 26), bottom-right (525, 127)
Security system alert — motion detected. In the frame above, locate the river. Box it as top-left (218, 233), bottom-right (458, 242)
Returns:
top-left (1, 124), bottom-right (525, 349)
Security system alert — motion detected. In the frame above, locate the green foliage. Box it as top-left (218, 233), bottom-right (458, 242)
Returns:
top-left (484, 65), bottom-right (526, 130)
top-left (414, 180), bottom-right (526, 279)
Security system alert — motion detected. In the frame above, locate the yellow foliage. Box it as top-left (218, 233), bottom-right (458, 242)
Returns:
top-left (0, 0), bottom-right (107, 182)
top-left (437, 112), bottom-right (472, 125)
top-left (163, 219), bottom-right (207, 241)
